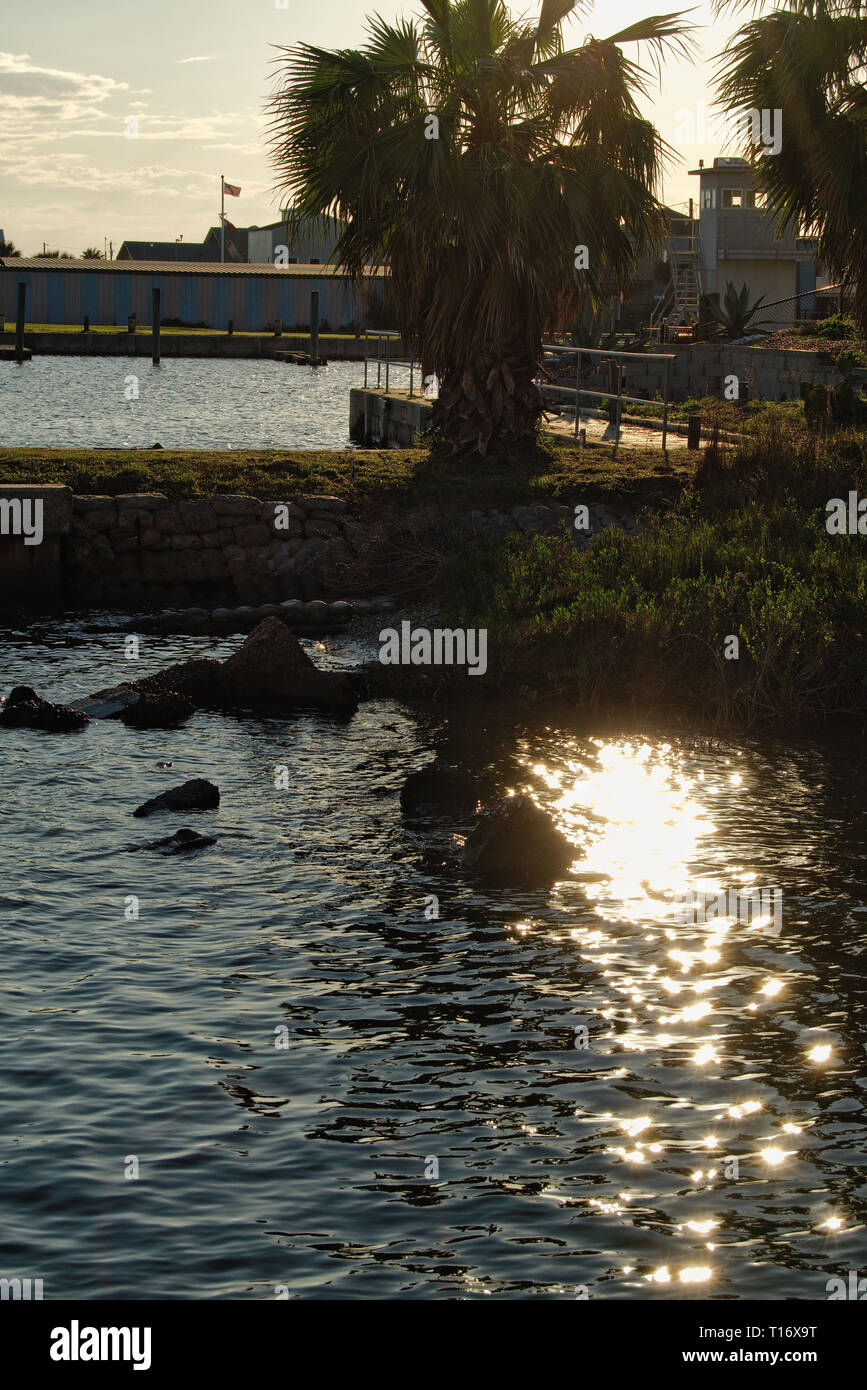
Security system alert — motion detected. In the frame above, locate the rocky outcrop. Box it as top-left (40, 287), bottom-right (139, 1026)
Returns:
top-left (118, 691), bottom-right (195, 728)
top-left (0, 685), bottom-right (90, 732)
top-left (103, 618), bottom-right (358, 720)
top-left (463, 794), bottom-right (575, 885)
top-left (133, 778), bottom-right (220, 818)
top-left (221, 616), bottom-right (357, 716)
top-left (400, 760), bottom-right (480, 816)
top-left (136, 827), bottom-right (217, 854)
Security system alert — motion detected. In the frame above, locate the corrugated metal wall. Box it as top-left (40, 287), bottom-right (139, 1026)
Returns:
top-left (0, 267), bottom-right (371, 329)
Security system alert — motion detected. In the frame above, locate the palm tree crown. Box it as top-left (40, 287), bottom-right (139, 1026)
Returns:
top-left (716, 0), bottom-right (867, 334)
top-left (267, 0), bottom-right (693, 456)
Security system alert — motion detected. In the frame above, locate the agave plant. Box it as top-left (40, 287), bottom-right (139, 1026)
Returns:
top-left (266, 0), bottom-right (694, 458)
top-left (707, 282), bottom-right (772, 338)
top-left (715, 0), bottom-right (867, 337)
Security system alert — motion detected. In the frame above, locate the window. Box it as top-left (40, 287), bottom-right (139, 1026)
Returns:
top-left (722, 189), bottom-right (744, 209)
top-left (744, 190), bottom-right (756, 208)
top-left (702, 189), bottom-right (715, 209)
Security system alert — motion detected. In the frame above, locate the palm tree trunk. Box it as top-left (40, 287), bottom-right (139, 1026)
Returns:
top-left (432, 350), bottom-right (542, 459)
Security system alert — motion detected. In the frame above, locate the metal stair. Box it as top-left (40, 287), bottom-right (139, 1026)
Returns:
top-left (650, 214), bottom-right (702, 337)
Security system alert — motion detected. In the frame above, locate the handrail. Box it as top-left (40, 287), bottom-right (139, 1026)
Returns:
top-left (362, 329), bottom-right (417, 396)
top-left (538, 343), bottom-right (677, 451)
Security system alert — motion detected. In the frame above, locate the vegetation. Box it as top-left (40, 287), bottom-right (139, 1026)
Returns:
top-left (705, 282), bottom-right (772, 339)
top-left (439, 415), bottom-right (867, 727)
top-left (267, 0), bottom-right (694, 458)
top-left (812, 314), bottom-right (858, 342)
top-left (717, 0), bottom-right (867, 336)
top-left (0, 440), bottom-right (695, 508)
top-left (0, 237), bottom-right (20, 257)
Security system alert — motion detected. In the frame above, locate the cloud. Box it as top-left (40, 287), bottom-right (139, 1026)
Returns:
top-left (0, 51), bottom-right (128, 124)
top-left (178, 56), bottom-right (213, 64)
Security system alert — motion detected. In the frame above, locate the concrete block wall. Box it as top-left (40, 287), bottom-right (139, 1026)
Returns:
top-left (607, 345), bottom-right (841, 403)
top-left (64, 492), bottom-right (355, 608)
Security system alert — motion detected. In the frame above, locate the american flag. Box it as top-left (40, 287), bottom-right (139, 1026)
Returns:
top-left (223, 181), bottom-right (241, 197)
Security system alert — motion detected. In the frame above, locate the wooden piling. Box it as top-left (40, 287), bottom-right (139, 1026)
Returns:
top-left (152, 288), bottom-right (160, 365)
top-left (15, 282), bottom-right (26, 362)
top-left (310, 291), bottom-right (319, 367)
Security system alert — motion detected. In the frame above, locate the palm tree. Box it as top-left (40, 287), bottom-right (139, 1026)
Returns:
top-left (81, 247), bottom-right (104, 259)
top-left (0, 237), bottom-right (20, 256)
top-left (715, 0), bottom-right (867, 336)
top-left (267, 0), bottom-right (694, 458)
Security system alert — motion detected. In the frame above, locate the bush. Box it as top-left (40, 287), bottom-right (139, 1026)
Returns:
top-left (440, 418), bottom-right (867, 727)
top-left (812, 315), bottom-right (857, 341)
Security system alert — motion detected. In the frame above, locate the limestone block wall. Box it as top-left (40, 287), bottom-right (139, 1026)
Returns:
top-left (64, 492), bottom-right (355, 608)
top-left (2, 483), bottom-right (641, 616)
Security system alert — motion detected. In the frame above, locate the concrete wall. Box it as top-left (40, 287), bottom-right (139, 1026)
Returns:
top-left (60, 492), bottom-right (360, 609)
top-left (0, 486), bottom-right (637, 618)
top-left (350, 388), bottom-right (432, 446)
top-left (607, 343), bottom-right (841, 403)
top-left (0, 330), bottom-right (370, 359)
top-left (712, 259), bottom-right (798, 307)
top-left (0, 485), bottom-right (72, 598)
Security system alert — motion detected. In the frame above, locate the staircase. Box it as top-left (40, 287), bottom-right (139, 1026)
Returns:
top-left (650, 216), bottom-right (702, 338)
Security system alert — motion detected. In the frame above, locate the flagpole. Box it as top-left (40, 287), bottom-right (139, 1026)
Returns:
top-left (220, 174), bottom-right (225, 263)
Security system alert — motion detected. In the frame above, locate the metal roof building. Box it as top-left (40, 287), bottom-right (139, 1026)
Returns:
top-left (0, 258), bottom-right (388, 331)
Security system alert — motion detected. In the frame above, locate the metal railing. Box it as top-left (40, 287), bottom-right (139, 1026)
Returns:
top-left (362, 329), bottom-right (419, 396)
top-left (538, 344), bottom-right (678, 450)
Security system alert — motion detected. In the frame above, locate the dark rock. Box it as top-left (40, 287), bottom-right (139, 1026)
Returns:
top-left (133, 778), bottom-right (220, 818)
top-left (137, 827), bottom-right (217, 854)
top-left (131, 657), bottom-right (225, 705)
top-left (120, 691), bottom-right (194, 728)
top-left (220, 616), bottom-right (358, 717)
top-left (94, 618), bottom-right (357, 720)
top-left (463, 794), bottom-right (575, 885)
top-left (400, 759), bottom-right (480, 816)
top-left (0, 686), bottom-right (90, 732)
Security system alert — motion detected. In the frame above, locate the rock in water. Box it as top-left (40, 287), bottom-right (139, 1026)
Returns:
top-left (463, 794), bottom-right (575, 885)
top-left (220, 616), bottom-right (358, 717)
top-left (0, 686), bottom-right (90, 732)
top-left (137, 827), bottom-right (217, 854)
top-left (120, 691), bottom-right (194, 729)
top-left (133, 778), bottom-right (220, 818)
top-left (400, 760), bottom-right (480, 816)
top-left (94, 619), bottom-right (358, 719)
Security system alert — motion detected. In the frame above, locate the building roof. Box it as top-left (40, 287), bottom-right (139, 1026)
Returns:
top-left (0, 257), bottom-right (387, 277)
top-left (117, 241), bottom-right (214, 262)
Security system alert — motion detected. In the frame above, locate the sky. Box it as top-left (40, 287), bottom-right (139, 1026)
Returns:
top-left (0, 0), bottom-right (745, 256)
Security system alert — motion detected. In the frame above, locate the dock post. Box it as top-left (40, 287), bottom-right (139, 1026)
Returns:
top-left (310, 291), bottom-right (319, 366)
top-left (152, 288), bottom-right (160, 365)
top-left (15, 281), bottom-right (26, 362)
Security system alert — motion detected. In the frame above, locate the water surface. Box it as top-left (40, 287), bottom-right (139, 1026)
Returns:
top-left (0, 357), bottom-right (399, 449)
top-left (0, 620), bottom-right (865, 1299)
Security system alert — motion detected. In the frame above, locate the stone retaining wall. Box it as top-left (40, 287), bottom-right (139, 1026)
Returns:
top-left (3, 486), bottom-right (636, 612)
top-left (65, 492), bottom-right (356, 608)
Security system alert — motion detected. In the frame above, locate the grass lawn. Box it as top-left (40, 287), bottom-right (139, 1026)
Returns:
top-left (0, 441), bottom-right (699, 508)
